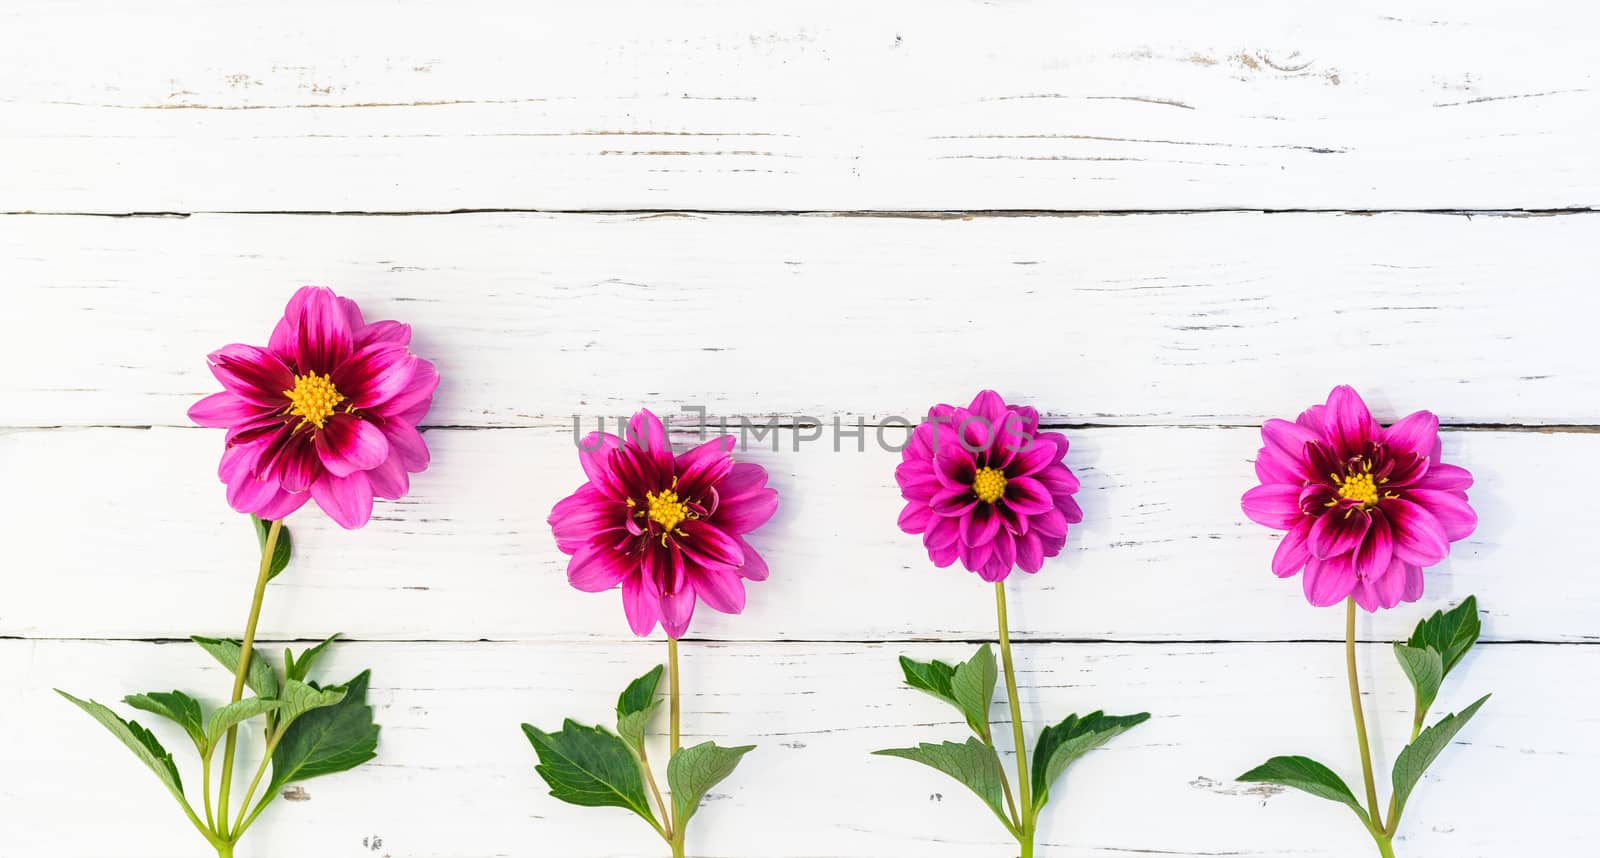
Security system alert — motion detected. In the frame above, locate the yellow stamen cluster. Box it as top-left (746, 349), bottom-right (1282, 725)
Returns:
top-left (1337, 471), bottom-right (1380, 507)
top-left (645, 488), bottom-right (690, 532)
top-left (972, 466), bottom-right (1008, 504)
top-left (284, 372), bottom-right (344, 430)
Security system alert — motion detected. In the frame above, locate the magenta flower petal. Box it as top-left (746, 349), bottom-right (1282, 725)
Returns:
top-left (734, 537), bottom-right (770, 582)
top-left (1310, 509), bottom-right (1370, 559)
top-left (714, 487), bottom-right (779, 534)
top-left (188, 392), bottom-right (261, 428)
top-left (568, 545), bottom-right (633, 593)
top-left (1303, 555), bottom-right (1358, 607)
top-left (1242, 484), bottom-right (1304, 528)
top-left (1406, 489), bottom-right (1478, 541)
top-left (357, 319), bottom-right (411, 347)
top-left (621, 573), bottom-right (660, 636)
top-left (1416, 463), bottom-right (1474, 491)
top-left (315, 413), bottom-right (390, 477)
top-left (923, 515), bottom-right (960, 550)
top-left (1324, 385), bottom-right (1379, 457)
top-left (1002, 476), bottom-right (1053, 515)
top-left (1384, 497), bottom-right (1450, 565)
top-left (310, 471), bottom-right (374, 530)
top-left (1382, 410), bottom-right (1441, 460)
top-left (1271, 519), bottom-right (1314, 578)
top-left (290, 286), bottom-right (355, 372)
top-left (332, 341), bottom-right (418, 410)
top-left (690, 565), bottom-right (747, 614)
top-left (382, 422), bottom-right (431, 473)
top-left (209, 344), bottom-right (295, 407)
top-left (1261, 419), bottom-right (1318, 468)
top-left (1352, 515), bottom-right (1394, 580)
top-left (366, 456), bottom-right (411, 500)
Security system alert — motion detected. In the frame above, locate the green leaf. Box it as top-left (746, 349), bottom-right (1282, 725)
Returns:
top-left (1030, 710), bottom-right (1150, 811)
top-left (205, 698), bottom-right (285, 748)
top-left (950, 645), bottom-right (998, 738)
top-left (58, 690), bottom-right (184, 795)
top-left (268, 671), bottom-right (380, 794)
top-left (192, 636), bottom-right (279, 701)
top-left (615, 665), bottom-right (664, 752)
top-left (1391, 694), bottom-right (1490, 818)
top-left (285, 634), bottom-right (340, 683)
top-left (667, 741), bottom-right (755, 828)
top-left (522, 719), bottom-right (658, 826)
top-left (898, 655), bottom-right (959, 706)
top-left (1238, 756), bottom-right (1370, 826)
top-left (874, 739), bottom-right (1012, 830)
top-left (251, 514), bottom-right (294, 581)
top-left (1406, 595), bottom-right (1481, 677)
top-left (123, 690), bottom-right (206, 752)
top-left (1393, 644), bottom-right (1445, 715)
top-left (276, 678), bottom-right (347, 726)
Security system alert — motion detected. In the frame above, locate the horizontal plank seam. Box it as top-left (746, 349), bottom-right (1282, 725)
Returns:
top-left (1, 635), bottom-right (1590, 646)
top-left (5, 423), bottom-right (1599, 433)
top-left (2, 207), bottom-right (1598, 219)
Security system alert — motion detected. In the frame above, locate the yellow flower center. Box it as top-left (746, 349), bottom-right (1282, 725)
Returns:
top-left (1337, 471), bottom-right (1380, 508)
top-left (284, 372), bottom-right (345, 430)
top-left (973, 467), bottom-right (1007, 504)
top-left (645, 488), bottom-right (689, 532)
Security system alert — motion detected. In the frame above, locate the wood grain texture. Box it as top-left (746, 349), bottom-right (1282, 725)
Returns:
top-left (0, 211), bottom-right (1588, 428)
top-left (2, 425), bottom-right (1583, 643)
top-left (4, 639), bottom-right (1569, 858)
top-left (1, 1), bottom-right (1597, 212)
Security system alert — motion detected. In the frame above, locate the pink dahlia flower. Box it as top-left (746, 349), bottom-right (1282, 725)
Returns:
top-left (188, 286), bottom-right (439, 530)
top-left (895, 390), bottom-right (1083, 581)
top-left (549, 409), bottom-right (779, 639)
top-left (1242, 385), bottom-right (1476, 611)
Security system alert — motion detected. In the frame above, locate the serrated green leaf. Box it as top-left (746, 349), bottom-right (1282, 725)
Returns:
top-left (1393, 644), bottom-right (1445, 715)
top-left (667, 741), bottom-right (755, 828)
top-left (285, 634), bottom-right (340, 683)
top-left (950, 645), bottom-right (998, 738)
top-left (276, 679), bottom-right (347, 727)
top-left (1030, 710), bottom-right (1150, 811)
top-left (251, 514), bottom-right (293, 581)
top-left (1406, 595), bottom-right (1481, 677)
top-left (58, 690), bottom-right (184, 795)
top-left (205, 698), bottom-right (285, 748)
top-left (1391, 694), bottom-right (1490, 818)
top-left (523, 719), bottom-right (657, 826)
top-left (1238, 756), bottom-right (1370, 826)
top-left (874, 739), bottom-right (1012, 830)
top-left (268, 671), bottom-right (379, 794)
top-left (898, 655), bottom-right (959, 706)
top-left (192, 636), bottom-right (279, 701)
top-left (124, 690), bottom-right (206, 752)
top-left (615, 665), bottom-right (664, 752)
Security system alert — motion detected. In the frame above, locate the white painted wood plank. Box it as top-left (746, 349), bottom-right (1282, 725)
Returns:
top-left (0, 211), bottom-right (1588, 427)
top-left (2, 425), bottom-right (1584, 643)
top-left (3, 639), bottom-right (1575, 858)
top-left (2, 1), bottom-right (1597, 212)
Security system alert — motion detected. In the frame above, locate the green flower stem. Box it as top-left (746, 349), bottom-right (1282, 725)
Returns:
top-left (1344, 597), bottom-right (1385, 834)
top-left (230, 723), bottom-right (288, 835)
top-left (995, 581), bottom-right (1034, 856)
top-left (639, 739), bottom-right (672, 841)
top-left (202, 750), bottom-right (216, 830)
top-left (668, 637), bottom-right (686, 858)
top-left (1375, 834), bottom-right (1398, 858)
top-left (216, 517), bottom-right (283, 840)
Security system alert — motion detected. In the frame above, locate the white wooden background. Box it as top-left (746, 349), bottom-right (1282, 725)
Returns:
top-left (1, 2), bottom-right (1594, 856)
